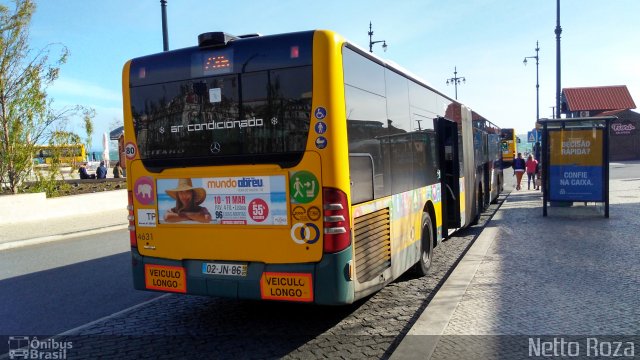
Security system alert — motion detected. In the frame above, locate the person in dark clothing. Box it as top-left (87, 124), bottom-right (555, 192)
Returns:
top-left (525, 154), bottom-right (539, 190)
top-left (96, 161), bottom-right (107, 179)
top-left (79, 163), bottom-right (95, 179)
top-left (512, 153), bottom-right (526, 190)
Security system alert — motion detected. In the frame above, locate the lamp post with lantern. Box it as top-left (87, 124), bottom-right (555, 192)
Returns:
top-left (446, 66), bottom-right (466, 100)
top-left (523, 41), bottom-right (540, 122)
top-left (368, 22), bottom-right (387, 53)
top-left (524, 41), bottom-right (542, 162)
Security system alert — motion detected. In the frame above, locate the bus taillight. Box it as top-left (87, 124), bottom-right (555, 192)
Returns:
top-left (322, 187), bottom-right (351, 253)
top-left (127, 191), bottom-right (137, 247)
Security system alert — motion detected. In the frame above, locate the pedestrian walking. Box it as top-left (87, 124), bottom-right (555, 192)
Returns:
top-left (525, 154), bottom-right (539, 190)
top-left (512, 152), bottom-right (526, 190)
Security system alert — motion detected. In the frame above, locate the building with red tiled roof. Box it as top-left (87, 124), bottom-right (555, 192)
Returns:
top-left (561, 85), bottom-right (639, 160)
top-left (562, 85), bottom-right (636, 117)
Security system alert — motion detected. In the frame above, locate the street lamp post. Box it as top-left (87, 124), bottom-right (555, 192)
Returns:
top-left (555, 0), bottom-right (562, 119)
top-left (523, 41), bottom-right (540, 122)
top-left (160, 0), bottom-right (169, 51)
top-left (368, 22), bottom-right (387, 53)
top-left (445, 66), bottom-right (466, 100)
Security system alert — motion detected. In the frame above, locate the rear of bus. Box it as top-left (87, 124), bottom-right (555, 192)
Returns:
top-left (123, 31), bottom-right (355, 305)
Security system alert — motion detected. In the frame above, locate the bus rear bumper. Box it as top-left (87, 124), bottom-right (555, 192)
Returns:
top-left (131, 247), bottom-right (354, 305)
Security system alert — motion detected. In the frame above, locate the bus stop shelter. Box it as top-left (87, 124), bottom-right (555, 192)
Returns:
top-left (538, 117), bottom-right (614, 217)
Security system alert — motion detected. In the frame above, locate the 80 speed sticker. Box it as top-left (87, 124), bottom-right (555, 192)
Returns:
top-left (125, 142), bottom-right (137, 160)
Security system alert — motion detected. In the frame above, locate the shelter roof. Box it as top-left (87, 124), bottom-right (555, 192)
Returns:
top-left (110, 126), bottom-right (124, 140)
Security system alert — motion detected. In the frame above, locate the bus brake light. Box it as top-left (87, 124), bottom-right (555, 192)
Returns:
top-left (290, 46), bottom-right (299, 59)
top-left (322, 188), bottom-right (351, 253)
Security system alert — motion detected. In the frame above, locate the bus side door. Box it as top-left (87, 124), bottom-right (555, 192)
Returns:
top-left (436, 117), bottom-right (461, 234)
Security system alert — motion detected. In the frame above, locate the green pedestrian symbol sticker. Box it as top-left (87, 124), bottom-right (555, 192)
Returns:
top-left (290, 171), bottom-right (319, 204)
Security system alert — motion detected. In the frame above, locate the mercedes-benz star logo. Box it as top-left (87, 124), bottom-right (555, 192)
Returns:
top-left (210, 142), bottom-right (221, 154)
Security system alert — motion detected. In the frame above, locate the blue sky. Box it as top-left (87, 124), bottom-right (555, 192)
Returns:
top-left (25, 0), bottom-right (639, 147)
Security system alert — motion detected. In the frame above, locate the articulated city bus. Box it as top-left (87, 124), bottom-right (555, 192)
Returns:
top-left (122, 30), bottom-right (502, 305)
top-left (472, 114), bottom-right (504, 209)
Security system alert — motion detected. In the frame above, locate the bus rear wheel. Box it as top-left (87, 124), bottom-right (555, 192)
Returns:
top-left (415, 212), bottom-right (434, 276)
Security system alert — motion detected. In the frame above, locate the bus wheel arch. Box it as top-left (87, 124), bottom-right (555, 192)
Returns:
top-left (424, 201), bottom-right (437, 249)
top-left (415, 207), bottom-right (434, 276)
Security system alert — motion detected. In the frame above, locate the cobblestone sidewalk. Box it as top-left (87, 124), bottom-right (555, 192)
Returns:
top-left (428, 178), bottom-right (640, 359)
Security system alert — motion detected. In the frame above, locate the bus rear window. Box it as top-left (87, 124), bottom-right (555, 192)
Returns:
top-left (129, 66), bottom-right (312, 169)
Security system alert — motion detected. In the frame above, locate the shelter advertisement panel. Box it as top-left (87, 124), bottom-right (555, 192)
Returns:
top-left (548, 129), bottom-right (604, 202)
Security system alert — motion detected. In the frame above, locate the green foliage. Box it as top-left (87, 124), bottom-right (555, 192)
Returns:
top-left (0, 0), bottom-right (95, 195)
top-left (83, 108), bottom-right (95, 152)
top-left (29, 167), bottom-right (71, 198)
top-left (50, 130), bottom-right (82, 146)
top-left (48, 130), bottom-right (81, 172)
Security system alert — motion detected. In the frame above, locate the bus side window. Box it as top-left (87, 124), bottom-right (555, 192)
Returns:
top-left (349, 154), bottom-right (374, 204)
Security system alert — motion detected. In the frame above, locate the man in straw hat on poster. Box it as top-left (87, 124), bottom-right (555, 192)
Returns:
top-left (163, 178), bottom-right (212, 223)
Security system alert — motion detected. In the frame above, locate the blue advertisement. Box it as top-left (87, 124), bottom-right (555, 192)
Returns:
top-left (548, 129), bottom-right (604, 202)
top-left (549, 165), bottom-right (603, 202)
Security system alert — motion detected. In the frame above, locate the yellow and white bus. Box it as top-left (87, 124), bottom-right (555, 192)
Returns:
top-left (122, 30), bottom-right (502, 304)
top-left (500, 128), bottom-right (518, 168)
top-left (34, 144), bottom-right (86, 166)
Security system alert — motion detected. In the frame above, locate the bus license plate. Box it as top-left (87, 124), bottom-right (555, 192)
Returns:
top-left (202, 262), bottom-right (247, 277)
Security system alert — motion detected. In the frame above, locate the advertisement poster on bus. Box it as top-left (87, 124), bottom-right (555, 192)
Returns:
top-left (548, 129), bottom-right (604, 202)
top-left (157, 176), bottom-right (288, 225)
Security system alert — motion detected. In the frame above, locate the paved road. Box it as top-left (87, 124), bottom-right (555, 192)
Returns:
top-left (0, 198), bottom-right (505, 359)
top-left (0, 231), bottom-right (159, 353)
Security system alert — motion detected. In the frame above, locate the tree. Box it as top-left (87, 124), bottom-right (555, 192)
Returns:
top-left (0, 0), bottom-right (93, 194)
top-left (29, 130), bottom-right (80, 197)
top-left (83, 108), bottom-right (95, 153)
